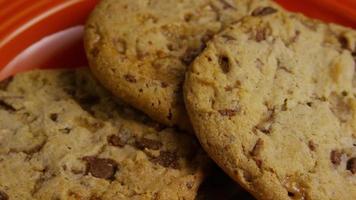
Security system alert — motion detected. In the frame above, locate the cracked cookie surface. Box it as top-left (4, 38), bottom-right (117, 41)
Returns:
top-left (84, 0), bottom-right (278, 130)
top-left (0, 69), bottom-right (208, 200)
top-left (184, 9), bottom-right (356, 200)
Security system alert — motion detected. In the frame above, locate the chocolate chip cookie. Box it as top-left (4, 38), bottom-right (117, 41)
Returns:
top-left (0, 69), bottom-right (208, 200)
top-left (184, 9), bottom-right (356, 200)
top-left (84, 0), bottom-right (279, 130)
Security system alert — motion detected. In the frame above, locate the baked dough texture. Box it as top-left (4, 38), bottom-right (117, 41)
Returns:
top-left (0, 69), bottom-right (208, 200)
top-left (84, 0), bottom-right (278, 130)
top-left (185, 9), bottom-right (356, 200)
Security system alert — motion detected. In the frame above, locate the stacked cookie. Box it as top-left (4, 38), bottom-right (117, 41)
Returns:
top-left (0, 0), bottom-right (355, 199)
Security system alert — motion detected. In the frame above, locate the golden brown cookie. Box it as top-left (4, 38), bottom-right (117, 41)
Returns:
top-left (0, 69), bottom-right (208, 200)
top-left (84, 0), bottom-right (278, 130)
top-left (184, 9), bottom-right (356, 200)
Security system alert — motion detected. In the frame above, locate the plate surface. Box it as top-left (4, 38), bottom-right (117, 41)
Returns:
top-left (0, 0), bottom-right (355, 80)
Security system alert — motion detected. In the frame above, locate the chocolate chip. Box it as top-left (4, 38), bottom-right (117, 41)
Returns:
top-left (308, 140), bottom-right (317, 151)
top-left (0, 100), bottom-right (16, 112)
top-left (24, 141), bottom-right (46, 154)
top-left (254, 158), bottom-right (263, 168)
top-left (161, 82), bottom-right (169, 88)
top-left (330, 150), bottom-right (342, 165)
top-left (341, 91), bottom-right (348, 97)
top-left (135, 138), bottom-right (162, 150)
top-left (124, 74), bottom-right (137, 83)
top-left (218, 109), bottom-right (238, 117)
top-left (108, 135), bottom-right (126, 147)
top-left (108, 130), bottom-right (131, 147)
top-left (218, 55), bottom-right (230, 73)
top-left (77, 117), bottom-right (104, 133)
top-left (288, 192), bottom-right (295, 197)
top-left (150, 151), bottom-right (180, 169)
top-left (251, 7), bottom-right (278, 16)
top-left (184, 13), bottom-right (193, 22)
top-left (83, 157), bottom-right (118, 180)
top-left (0, 77), bottom-right (13, 90)
top-left (338, 36), bottom-right (348, 49)
top-left (255, 28), bottom-right (267, 42)
top-left (201, 31), bottom-right (215, 43)
top-left (346, 157), bottom-right (356, 174)
top-left (186, 182), bottom-right (194, 189)
top-left (50, 113), bottom-right (58, 122)
top-left (0, 191), bottom-right (8, 200)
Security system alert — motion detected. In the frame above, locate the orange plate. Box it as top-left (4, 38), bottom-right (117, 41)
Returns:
top-left (0, 0), bottom-right (355, 80)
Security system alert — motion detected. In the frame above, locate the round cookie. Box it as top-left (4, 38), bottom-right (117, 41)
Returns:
top-left (84, 0), bottom-right (278, 130)
top-left (184, 9), bottom-right (356, 200)
top-left (0, 69), bottom-right (208, 200)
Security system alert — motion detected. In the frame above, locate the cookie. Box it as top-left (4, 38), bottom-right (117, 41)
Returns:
top-left (84, 0), bottom-right (278, 130)
top-left (0, 69), bottom-right (208, 200)
top-left (184, 9), bottom-right (356, 200)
